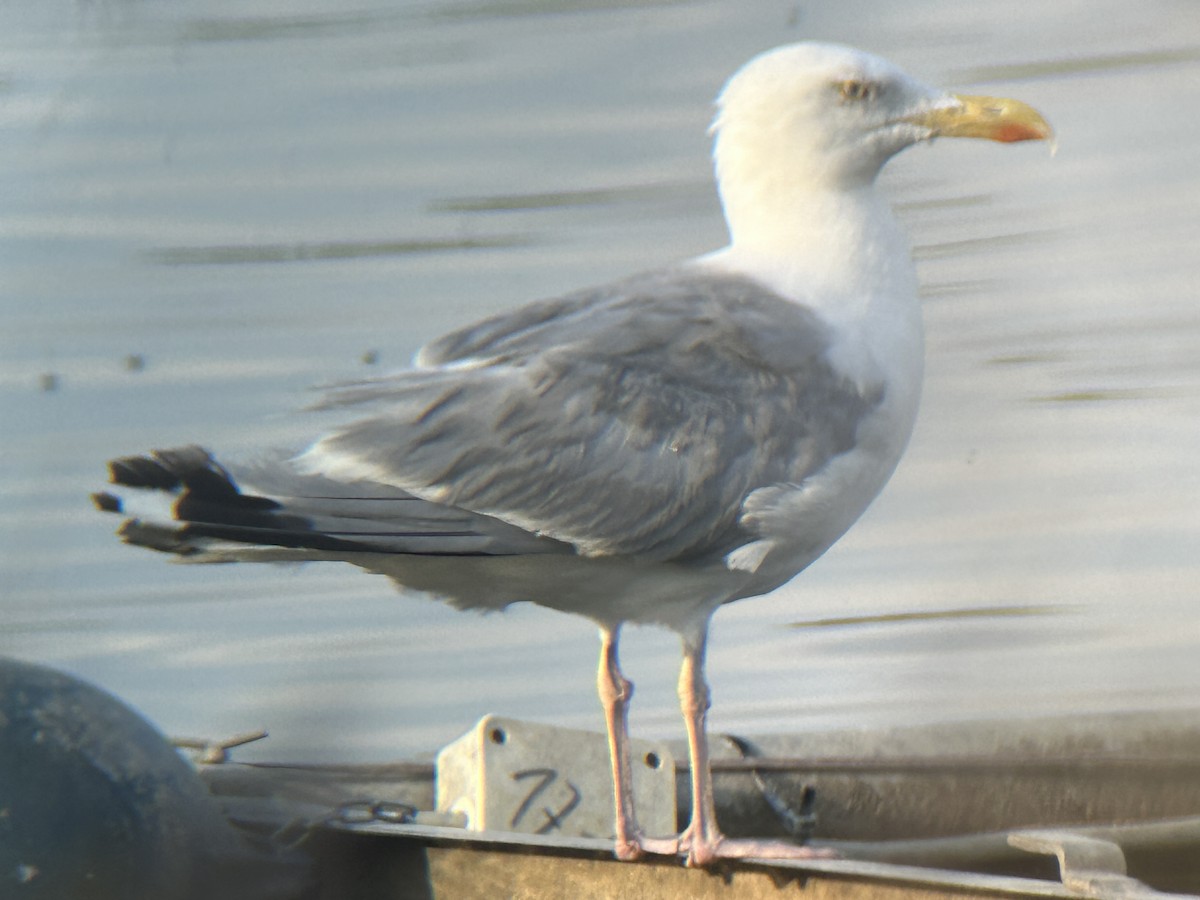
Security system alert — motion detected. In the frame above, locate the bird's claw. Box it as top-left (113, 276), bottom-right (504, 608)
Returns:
top-left (617, 829), bottom-right (834, 867)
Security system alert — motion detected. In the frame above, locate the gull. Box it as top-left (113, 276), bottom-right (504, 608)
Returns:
top-left (94, 42), bottom-right (1051, 866)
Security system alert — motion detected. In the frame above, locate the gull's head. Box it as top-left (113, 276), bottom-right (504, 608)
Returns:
top-left (713, 42), bottom-right (1052, 199)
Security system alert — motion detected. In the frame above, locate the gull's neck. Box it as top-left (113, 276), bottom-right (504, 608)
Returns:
top-left (708, 180), bottom-right (916, 316)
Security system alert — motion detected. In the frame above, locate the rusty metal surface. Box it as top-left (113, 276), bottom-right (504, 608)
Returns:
top-left (313, 822), bottom-right (1083, 899)
top-left (694, 710), bottom-right (1200, 844)
top-left (195, 709), bottom-right (1200, 896)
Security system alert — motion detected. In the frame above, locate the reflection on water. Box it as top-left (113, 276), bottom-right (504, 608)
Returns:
top-left (789, 603), bottom-right (1069, 630)
top-left (1, 1), bottom-right (1197, 763)
top-left (428, 180), bottom-right (700, 212)
top-left (961, 45), bottom-right (1200, 82)
top-left (144, 234), bottom-right (531, 265)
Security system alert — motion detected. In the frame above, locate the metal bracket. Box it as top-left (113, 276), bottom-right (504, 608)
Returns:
top-left (721, 733), bottom-right (819, 843)
top-left (173, 729), bottom-right (269, 764)
top-left (1008, 830), bottom-right (1178, 898)
top-left (435, 715), bottom-right (675, 839)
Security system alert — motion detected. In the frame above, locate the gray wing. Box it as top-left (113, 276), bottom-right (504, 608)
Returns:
top-left (96, 445), bottom-right (567, 559)
top-left (305, 266), bottom-right (882, 562)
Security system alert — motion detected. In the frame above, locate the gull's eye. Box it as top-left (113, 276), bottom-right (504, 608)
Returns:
top-left (837, 79), bottom-right (879, 103)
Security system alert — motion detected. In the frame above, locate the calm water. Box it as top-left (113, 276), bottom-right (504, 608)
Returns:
top-left (1, 0), bottom-right (1197, 763)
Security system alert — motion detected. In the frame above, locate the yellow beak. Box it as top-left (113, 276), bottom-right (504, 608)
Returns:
top-left (908, 93), bottom-right (1054, 144)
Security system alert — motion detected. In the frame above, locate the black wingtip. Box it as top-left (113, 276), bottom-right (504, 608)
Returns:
top-left (117, 519), bottom-right (199, 556)
top-left (92, 492), bottom-right (123, 514)
top-left (108, 454), bottom-right (183, 490)
top-left (104, 445), bottom-right (243, 498)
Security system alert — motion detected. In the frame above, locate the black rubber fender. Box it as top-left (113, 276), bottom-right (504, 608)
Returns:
top-left (0, 656), bottom-right (286, 900)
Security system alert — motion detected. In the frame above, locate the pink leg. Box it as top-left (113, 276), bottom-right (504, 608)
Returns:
top-left (674, 627), bottom-right (836, 867)
top-left (599, 622), bottom-right (834, 866)
top-left (675, 629), bottom-right (720, 865)
top-left (596, 625), bottom-right (679, 860)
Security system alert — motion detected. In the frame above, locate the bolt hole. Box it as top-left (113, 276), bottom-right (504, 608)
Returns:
top-left (644, 751), bottom-right (661, 769)
top-left (489, 727), bottom-right (506, 745)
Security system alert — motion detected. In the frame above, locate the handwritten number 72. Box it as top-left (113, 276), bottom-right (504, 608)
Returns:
top-left (509, 768), bottom-right (582, 834)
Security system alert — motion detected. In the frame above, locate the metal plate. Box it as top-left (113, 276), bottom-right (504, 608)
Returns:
top-left (436, 715), bottom-right (675, 839)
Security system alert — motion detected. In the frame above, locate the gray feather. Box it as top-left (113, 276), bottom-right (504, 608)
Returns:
top-left (310, 266), bottom-right (882, 562)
